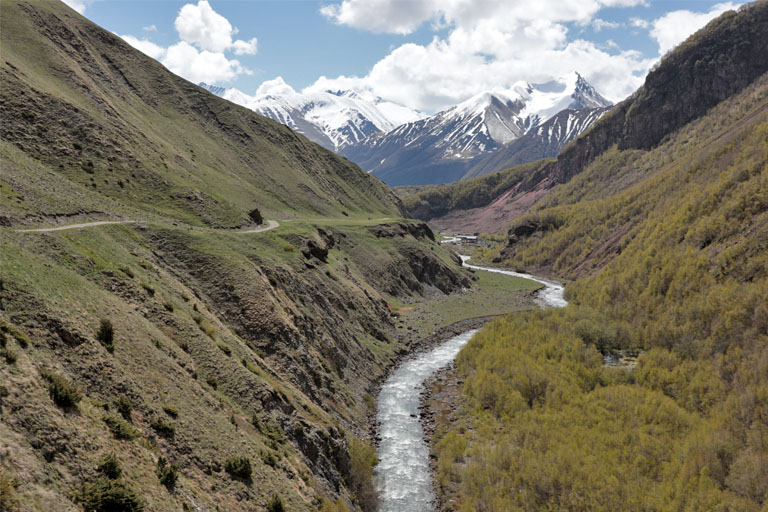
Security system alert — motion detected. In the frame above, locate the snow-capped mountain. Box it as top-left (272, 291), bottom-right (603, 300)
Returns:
top-left (463, 106), bottom-right (612, 180)
top-left (340, 72), bottom-right (612, 186)
top-left (199, 78), bottom-right (425, 151)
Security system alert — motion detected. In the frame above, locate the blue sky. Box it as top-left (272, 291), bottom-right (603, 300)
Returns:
top-left (65, 0), bottom-right (742, 112)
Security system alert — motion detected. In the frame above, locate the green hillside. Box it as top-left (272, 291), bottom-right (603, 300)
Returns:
top-left (0, 1), bottom-right (488, 511)
top-left (429, 4), bottom-right (768, 511)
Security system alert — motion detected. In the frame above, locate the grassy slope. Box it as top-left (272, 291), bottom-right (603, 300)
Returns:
top-left (0, 0), bottom-right (402, 227)
top-left (0, 1), bottom-right (491, 511)
top-left (431, 26), bottom-right (768, 512)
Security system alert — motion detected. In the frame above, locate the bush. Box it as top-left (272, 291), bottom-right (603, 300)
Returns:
top-left (266, 494), bottom-right (285, 512)
top-left (0, 470), bottom-right (19, 512)
top-left (156, 456), bottom-right (178, 490)
top-left (102, 415), bottom-right (140, 440)
top-left (96, 319), bottom-right (114, 352)
top-left (41, 370), bottom-right (83, 408)
top-left (217, 343), bottom-right (232, 356)
top-left (97, 453), bottom-right (122, 480)
top-left (205, 375), bottom-right (217, 389)
top-left (224, 456), bottom-right (252, 479)
top-left (1, 348), bottom-right (17, 364)
top-left (320, 498), bottom-right (351, 512)
top-left (347, 438), bottom-right (379, 512)
top-left (150, 416), bottom-right (176, 437)
top-left (260, 450), bottom-right (278, 467)
top-left (162, 404), bottom-right (179, 418)
top-left (76, 478), bottom-right (144, 512)
top-left (114, 395), bottom-right (133, 420)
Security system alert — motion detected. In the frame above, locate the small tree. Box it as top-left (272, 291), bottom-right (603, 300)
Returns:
top-left (97, 453), bottom-right (122, 480)
top-left (156, 456), bottom-right (178, 490)
top-left (224, 456), bottom-right (252, 480)
top-left (266, 494), bottom-right (285, 512)
top-left (96, 319), bottom-right (114, 352)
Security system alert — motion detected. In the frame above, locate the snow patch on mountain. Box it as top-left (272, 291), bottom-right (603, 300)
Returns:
top-left (199, 78), bottom-right (425, 151)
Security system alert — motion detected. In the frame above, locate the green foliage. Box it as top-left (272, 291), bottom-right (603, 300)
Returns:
top-left (40, 370), bottom-right (83, 408)
top-left (282, 243), bottom-right (295, 252)
top-left (319, 498), bottom-right (350, 512)
top-left (102, 415), bottom-right (140, 440)
top-left (75, 478), bottom-right (144, 512)
top-left (260, 450), bottom-right (278, 468)
top-left (114, 395), bottom-right (132, 420)
top-left (265, 494), bottom-right (285, 512)
top-left (150, 416), bottom-right (176, 437)
top-left (346, 438), bottom-right (378, 512)
top-left (97, 453), bottom-right (122, 480)
top-left (224, 456), bottom-right (252, 480)
top-left (96, 318), bottom-right (114, 352)
top-left (217, 342), bottom-right (232, 356)
top-left (162, 404), bottom-right (179, 418)
top-left (0, 470), bottom-right (19, 512)
top-left (155, 456), bottom-right (178, 490)
top-left (1, 348), bottom-right (17, 364)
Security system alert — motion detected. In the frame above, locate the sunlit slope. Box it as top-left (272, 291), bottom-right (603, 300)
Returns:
top-left (0, 0), bottom-right (404, 227)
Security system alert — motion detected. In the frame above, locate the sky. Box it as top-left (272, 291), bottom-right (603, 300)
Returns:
top-left (64, 0), bottom-right (742, 113)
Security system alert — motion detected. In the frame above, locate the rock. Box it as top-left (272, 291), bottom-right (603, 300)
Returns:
top-left (248, 208), bottom-right (263, 225)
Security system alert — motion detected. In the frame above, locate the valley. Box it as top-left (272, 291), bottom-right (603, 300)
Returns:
top-left (2, 0), bottom-right (768, 511)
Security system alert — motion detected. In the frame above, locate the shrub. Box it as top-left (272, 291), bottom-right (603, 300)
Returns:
top-left (1, 348), bottom-right (17, 364)
top-left (114, 395), bottom-right (132, 420)
top-left (140, 283), bottom-right (155, 296)
top-left (282, 243), bottom-right (295, 252)
top-left (205, 375), bottom-right (217, 389)
top-left (347, 438), bottom-right (379, 512)
top-left (0, 470), bottom-right (19, 512)
top-left (96, 319), bottom-right (114, 353)
top-left (150, 416), bottom-right (176, 437)
top-left (156, 456), bottom-right (178, 490)
top-left (266, 494), bottom-right (285, 512)
top-left (97, 453), bottom-right (122, 480)
top-left (163, 302), bottom-right (174, 312)
top-left (41, 370), bottom-right (83, 408)
top-left (76, 478), bottom-right (144, 512)
top-left (260, 450), bottom-right (278, 468)
top-left (119, 266), bottom-right (135, 278)
top-left (217, 343), bottom-right (232, 356)
top-left (224, 456), bottom-right (252, 479)
top-left (320, 498), bottom-right (351, 512)
top-left (162, 404), bottom-right (179, 418)
top-left (102, 415), bottom-right (140, 440)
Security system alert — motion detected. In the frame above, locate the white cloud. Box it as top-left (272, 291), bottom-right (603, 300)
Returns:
top-left (313, 0), bottom-right (652, 111)
top-left (650, 2), bottom-right (739, 55)
top-left (62, 0), bottom-right (86, 14)
top-left (143, 24), bottom-right (158, 32)
top-left (120, 35), bottom-right (167, 60)
top-left (231, 37), bottom-right (259, 55)
top-left (592, 18), bottom-right (622, 31)
top-left (630, 17), bottom-right (649, 29)
top-left (163, 41), bottom-right (250, 84)
top-left (174, 0), bottom-right (258, 54)
top-left (118, 0), bottom-right (258, 84)
top-left (257, 76), bottom-right (297, 96)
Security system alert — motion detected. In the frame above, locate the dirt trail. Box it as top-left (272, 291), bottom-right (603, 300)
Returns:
top-left (14, 219), bottom-right (281, 234)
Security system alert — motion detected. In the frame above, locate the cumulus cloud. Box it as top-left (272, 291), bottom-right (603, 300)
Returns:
top-left (119, 0), bottom-right (257, 84)
top-left (313, 0), bottom-right (652, 111)
top-left (592, 18), bottom-right (622, 32)
top-left (174, 1), bottom-right (259, 54)
top-left (163, 41), bottom-right (250, 83)
top-left (650, 2), bottom-right (739, 55)
top-left (62, 0), bottom-right (86, 14)
top-left (143, 24), bottom-right (158, 32)
top-left (256, 76), bottom-right (297, 96)
top-left (120, 35), bottom-right (167, 60)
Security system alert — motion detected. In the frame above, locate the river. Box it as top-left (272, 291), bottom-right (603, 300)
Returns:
top-left (374, 255), bottom-right (567, 512)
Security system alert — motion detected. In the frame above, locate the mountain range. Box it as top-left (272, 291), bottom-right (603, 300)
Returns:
top-left (203, 72), bottom-right (611, 187)
top-left (200, 79), bottom-right (425, 151)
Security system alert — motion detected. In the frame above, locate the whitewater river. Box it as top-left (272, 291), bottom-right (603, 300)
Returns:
top-left (374, 255), bottom-right (567, 512)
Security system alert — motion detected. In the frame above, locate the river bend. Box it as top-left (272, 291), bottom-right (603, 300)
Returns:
top-left (374, 256), bottom-right (567, 511)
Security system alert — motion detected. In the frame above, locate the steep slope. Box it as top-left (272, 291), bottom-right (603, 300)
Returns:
top-left (404, 3), bottom-right (768, 233)
top-left (341, 72), bottom-right (611, 186)
top-left (0, 0), bottom-right (404, 229)
top-left (0, 2), bottom-right (474, 511)
top-left (430, 5), bottom-right (768, 510)
top-left (201, 80), bottom-right (425, 151)
top-left (462, 106), bottom-right (610, 180)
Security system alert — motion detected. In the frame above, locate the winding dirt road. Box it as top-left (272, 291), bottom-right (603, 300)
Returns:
top-left (13, 219), bottom-right (280, 234)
